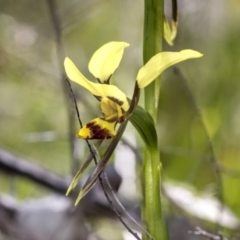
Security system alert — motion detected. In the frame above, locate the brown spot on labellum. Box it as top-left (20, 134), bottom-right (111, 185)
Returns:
top-left (86, 119), bottom-right (114, 139)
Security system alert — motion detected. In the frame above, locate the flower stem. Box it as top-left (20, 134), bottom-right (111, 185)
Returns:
top-left (142, 0), bottom-right (168, 239)
top-left (143, 0), bottom-right (163, 121)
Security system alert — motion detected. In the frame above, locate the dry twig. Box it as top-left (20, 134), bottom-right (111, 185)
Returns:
top-left (189, 227), bottom-right (229, 240)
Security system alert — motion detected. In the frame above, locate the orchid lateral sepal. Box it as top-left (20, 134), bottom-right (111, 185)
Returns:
top-left (66, 140), bottom-right (103, 196)
top-left (136, 50), bottom-right (203, 89)
top-left (74, 120), bottom-right (129, 205)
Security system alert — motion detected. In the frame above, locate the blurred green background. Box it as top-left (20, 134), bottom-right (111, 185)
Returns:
top-left (0, 0), bottom-right (240, 238)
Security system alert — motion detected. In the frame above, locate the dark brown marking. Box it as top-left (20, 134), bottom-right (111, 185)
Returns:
top-left (107, 96), bottom-right (124, 106)
top-left (86, 119), bottom-right (114, 139)
top-left (96, 74), bottom-right (112, 85)
top-left (93, 95), bottom-right (102, 102)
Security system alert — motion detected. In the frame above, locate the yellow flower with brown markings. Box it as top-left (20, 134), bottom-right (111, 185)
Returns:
top-left (64, 42), bottom-right (202, 139)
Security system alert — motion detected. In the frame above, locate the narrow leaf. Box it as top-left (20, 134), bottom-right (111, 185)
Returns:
top-left (130, 105), bottom-right (158, 149)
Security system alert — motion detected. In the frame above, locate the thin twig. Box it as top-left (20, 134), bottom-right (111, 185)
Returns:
top-left (189, 227), bottom-right (229, 240)
top-left (102, 171), bottom-right (154, 240)
top-left (99, 173), bottom-right (141, 240)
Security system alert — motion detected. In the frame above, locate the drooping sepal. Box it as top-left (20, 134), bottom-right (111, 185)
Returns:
top-left (66, 140), bottom-right (103, 196)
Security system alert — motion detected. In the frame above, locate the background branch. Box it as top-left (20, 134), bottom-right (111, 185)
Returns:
top-left (189, 227), bottom-right (230, 240)
top-left (0, 148), bottom-right (70, 194)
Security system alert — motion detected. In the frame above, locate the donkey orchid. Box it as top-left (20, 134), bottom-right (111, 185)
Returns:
top-left (64, 42), bottom-right (202, 139)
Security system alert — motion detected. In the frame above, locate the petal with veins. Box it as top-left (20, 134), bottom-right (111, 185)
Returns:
top-left (137, 50), bottom-right (203, 89)
top-left (88, 42), bottom-right (129, 83)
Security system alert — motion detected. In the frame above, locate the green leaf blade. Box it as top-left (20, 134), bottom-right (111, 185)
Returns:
top-left (130, 105), bottom-right (158, 149)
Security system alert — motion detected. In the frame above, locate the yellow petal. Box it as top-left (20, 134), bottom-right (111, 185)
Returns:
top-left (136, 50), bottom-right (203, 89)
top-left (76, 118), bottom-right (116, 139)
top-left (164, 16), bottom-right (174, 46)
top-left (163, 16), bottom-right (178, 46)
top-left (88, 42), bottom-right (129, 83)
top-left (64, 57), bottom-right (129, 112)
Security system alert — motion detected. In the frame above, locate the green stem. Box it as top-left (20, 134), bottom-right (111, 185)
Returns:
top-left (142, 0), bottom-right (168, 239)
top-left (142, 147), bottom-right (165, 240)
top-left (143, 0), bottom-right (163, 121)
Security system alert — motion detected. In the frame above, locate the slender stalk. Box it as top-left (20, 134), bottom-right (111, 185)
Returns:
top-left (142, 0), bottom-right (168, 239)
top-left (142, 147), bottom-right (165, 240)
top-left (143, 0), bottom-right (163, 121)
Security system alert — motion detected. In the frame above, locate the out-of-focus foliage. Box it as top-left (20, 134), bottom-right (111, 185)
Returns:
top-left (160, 0), bottom-right (240, 221)
top-left (0, 0), bottom-right (240, 238)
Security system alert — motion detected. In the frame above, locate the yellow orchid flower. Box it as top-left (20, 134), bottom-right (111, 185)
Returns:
top-left (64, 41), bottom-right (203, 139)
top-left (64, 42), bottom-right (130, 139)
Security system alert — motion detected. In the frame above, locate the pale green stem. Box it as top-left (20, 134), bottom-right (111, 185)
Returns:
top-left (142, 0), bottom-right (168, 239)
top-left (143, 0), bottom-right (163, 121)
top-left (142, 147), bottom-right (166, 240)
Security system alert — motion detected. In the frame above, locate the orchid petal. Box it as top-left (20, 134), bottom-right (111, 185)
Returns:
top-left (64, 57), bottom-right (129, 111)
top-left (77, 118), bottom-right (116, 139)
top-left (136, 50), bottom-right (203, 89)
top-left (88, 42), bottom-right (129, 83)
